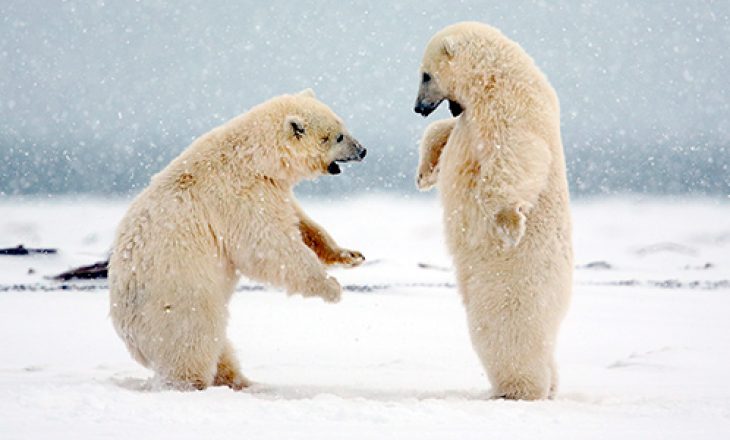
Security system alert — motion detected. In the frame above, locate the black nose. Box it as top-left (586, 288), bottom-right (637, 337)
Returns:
top-left (359, 148), bottom-right (367, 159)
top-left (414, 100), bottom-right (437, 117)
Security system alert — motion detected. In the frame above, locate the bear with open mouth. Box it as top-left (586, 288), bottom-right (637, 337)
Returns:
top-left (109, 89), bottom-right (366, 390)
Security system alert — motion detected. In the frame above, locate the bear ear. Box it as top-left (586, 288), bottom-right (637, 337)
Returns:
top-left (285, 115), bottom-right (305, 139)
top-left (442, 36), bottom-right (456, 58)
top-left (297, 88), bottom-right (316, 99)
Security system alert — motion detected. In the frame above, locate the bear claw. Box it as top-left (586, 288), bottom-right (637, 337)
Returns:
top-left (336, 249), bottom-right (365, 267)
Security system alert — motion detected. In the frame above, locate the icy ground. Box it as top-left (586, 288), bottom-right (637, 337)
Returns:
top-left (1, 195), bottom-right (729, 439)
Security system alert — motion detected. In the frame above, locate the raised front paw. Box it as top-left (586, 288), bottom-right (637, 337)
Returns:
top-left (494, 206), bottom-right (526, 250)
top-left (416, 165), bottom-right (438, 191)
top-left (334, 248), bottom-right (365, 267)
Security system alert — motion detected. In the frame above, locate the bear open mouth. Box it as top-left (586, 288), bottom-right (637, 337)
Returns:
top-left (327, 162), bottom-right (341, 175)
top-left (448, 100), bottom-right (464, 117)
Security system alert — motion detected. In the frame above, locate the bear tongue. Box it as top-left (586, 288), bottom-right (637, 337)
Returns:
top-left (327, 162), bottom-right (341, 175)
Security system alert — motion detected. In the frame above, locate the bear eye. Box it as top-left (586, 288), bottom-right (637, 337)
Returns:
top-left (422, 72), bottom-right (431, 83)
top-left (336, 133), bottom-right (344, 143)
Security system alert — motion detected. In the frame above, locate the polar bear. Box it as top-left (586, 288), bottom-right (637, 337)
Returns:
top-left (414, 22), bottom-right (573, 400)
top-left (109, 89), bottom-right (366, 390)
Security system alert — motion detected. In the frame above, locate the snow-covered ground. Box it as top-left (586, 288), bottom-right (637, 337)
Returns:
top-left (1, 195), bottom-right (729, 439)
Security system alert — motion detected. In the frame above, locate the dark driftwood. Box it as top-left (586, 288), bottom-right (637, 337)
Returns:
top-left (0, 245), bottom-right (58, 255)
top-left (51, 260), bottom-right (109, 281)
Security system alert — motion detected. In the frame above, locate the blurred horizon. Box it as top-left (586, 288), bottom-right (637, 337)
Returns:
top-left (1, 0), bottom-right (728, 198)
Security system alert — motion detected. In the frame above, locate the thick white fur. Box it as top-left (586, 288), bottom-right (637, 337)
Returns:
top-left (416, 22), bottom-right (573, 399)
top-left (109, 90), bottom-right (364, 390)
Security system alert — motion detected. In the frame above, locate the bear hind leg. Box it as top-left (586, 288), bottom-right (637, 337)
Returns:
top-left (467, 309), bottom-right (552, 400)
top-left (155, 322), bottom-right (226, 391)
top-left (213, 341), bottom-right (251, 390)
top-left (162, 356), bottom-right (219, 391)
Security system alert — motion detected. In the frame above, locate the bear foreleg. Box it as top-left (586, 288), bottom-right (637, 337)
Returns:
top-left (416, 118), bottom-right (456, 190)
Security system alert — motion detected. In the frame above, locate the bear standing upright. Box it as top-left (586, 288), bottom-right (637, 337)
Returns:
top-left (109, 89), bottom-right (366, 390)
top-left (414, 22), bottom-right (572, 400)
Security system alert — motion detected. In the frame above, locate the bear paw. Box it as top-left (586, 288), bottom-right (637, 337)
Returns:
top-left (303, 275), bottom-right (342, 303)
top-left (494, 206), bottom-right (526, 250)
top-left (227, 376), bottom-right (252, 391)
top-left (214, 372), bottom-right (251, 391)
top-left (335, 248), bottom-right (365, 267)
top-left (416, 166), bottom-right (439, 191)
top-left (320, 276), bottom-right (342, 303)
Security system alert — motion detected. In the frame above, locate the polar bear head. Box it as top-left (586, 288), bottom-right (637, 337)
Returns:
top-left (413, 22), bottom-right (517, 118)
top-left (266, 89), bottom-right (366, 180)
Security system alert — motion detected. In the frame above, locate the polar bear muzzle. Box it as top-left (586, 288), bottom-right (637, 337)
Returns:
top-left (327, 134), bottom-right (366, 175)
top-left (414, 96), bottom-right (464, 118)
top-left (414, 98), bottom-right (443, 117)
top-left (414, 71), bottom-right (448, 117)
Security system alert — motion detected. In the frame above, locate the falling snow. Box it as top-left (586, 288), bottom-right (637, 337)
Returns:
top-left (0, 1), bottom-right (728, 197)
top-left (0, 1), bottom-right (729, 439)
